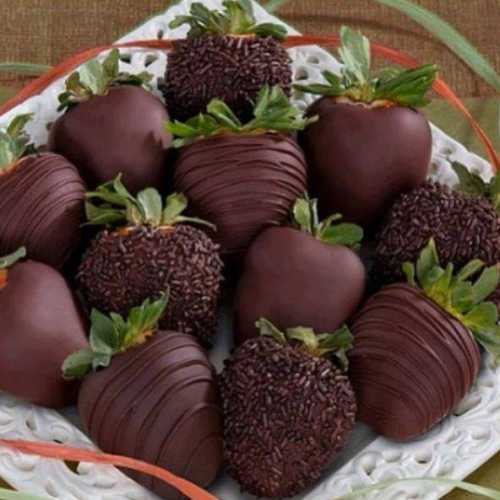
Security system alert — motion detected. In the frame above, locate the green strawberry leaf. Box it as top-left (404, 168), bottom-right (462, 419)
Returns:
top-left (0, 247), bottom-right (26, 270)
top-left (402, 262), bottom-right (416, 287)
top-left (452, 162), bottom-right (487, 197)
top-left (166, 85), bottom-right (316, 147)
top-left (58, 49), bottom-right (153, 111)
top-left (296, 25), bottom-right (437, 107)
top-left (292, 196), bottom-right (314, 233)
top-left (169, 0), bottom-right (286, 39)
top-left (321, 223), bottom-right (364, 248)
top-left (61, 349), bottom-right (95, 380)
top-left (463, 302), bottom-right (499, 333)
top-left (316, 324), bottom-right (354, 371)
top-left (138, 189), bottom-right (163, 227)
top-left (455, 259), bottom-right (485, 283)
top-left (451, 281), bottom-right (475, 314)
top-left (339, 26), bottom-right (371, 85)
top-left (472, 265), bottom-right (500, 304)
top-left (256, 317), bottom-right (286, 345)
top-left (291, 195), bottom-right (363, 249)
top-left (403, 240), bottom-right (500, 358)
top-left (0, 114), bottom-right (36, 170)
top-left (257, 318), bottom-right (353, 371)
top-left (84, 176), bottom-right (213, 229)
top-left (416, 238), bottom-right (440, 288)
top-left (163, 192), bottom-right (188, 225)
top-left (89, 309), bottom-right (119, 355)
top-left (63, 295), bottom-right (169, 380)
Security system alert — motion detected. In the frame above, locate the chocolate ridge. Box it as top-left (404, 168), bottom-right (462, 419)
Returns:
top-left (174, 133), bottom-right (308, 257)
top-left (79, 332), bottom-right (223, 500)
top-left (0, 153), bottom-right (85, 269)
top-left (349, 283), bottom-right (480, 440)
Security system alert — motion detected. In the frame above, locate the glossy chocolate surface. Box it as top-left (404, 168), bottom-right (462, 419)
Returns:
top-left (349, 283), bottom-right (481, 441)
top-left (78, 332), bottom-right (223, 499)
top-left (0, 260), bottom-right (88, 408)
top-left (0, 153), bottom-right (85, 269)
top-left (235, 227), bottom-right (366, 345)
top-left (174, 133), bottom-right (307, 257)
top-left (48, 86), bottom-right (172, 194)
top-left (300, 99), bottom-right (432, 229)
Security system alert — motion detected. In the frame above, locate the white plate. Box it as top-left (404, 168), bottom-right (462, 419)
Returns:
top-left (0, 1), bottom-right (497, 499)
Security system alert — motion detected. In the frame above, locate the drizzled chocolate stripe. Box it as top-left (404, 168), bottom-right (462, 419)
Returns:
top-left (0, 153), bottom-right (85, 269)
top-left (349, 283), bottom-right (480, 441)
top-left (78, 332), bottom-right (223, 500)
top-left (174, 133), bottom-right (307, 257)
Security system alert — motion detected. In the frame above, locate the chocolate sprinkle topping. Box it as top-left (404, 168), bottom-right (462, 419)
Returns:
top-left (374, 182), bottom-right (500, 291)
top-left (174, 133), bottom-right (308, 258)
top-left (220, 337), bottom-right (356, 498)
top-left (162, 35), bottom-right (292, 121)
top-left (77, 225), bottom-right (223, 345)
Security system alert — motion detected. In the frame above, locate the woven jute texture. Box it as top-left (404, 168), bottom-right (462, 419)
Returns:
top-left (0, 0), bottom-right (498, 97)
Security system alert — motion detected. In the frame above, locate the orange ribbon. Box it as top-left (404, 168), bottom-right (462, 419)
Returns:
top-left (0, 35), bottom-right (497, 171)
top-left (0, 439), bottom-right (218, 500)
top-left (0, 270), bottom-right (7, 290)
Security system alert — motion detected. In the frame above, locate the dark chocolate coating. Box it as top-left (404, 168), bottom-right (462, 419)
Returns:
top-left (174, 133), bottom-right (308, 257)
top-left (220, 336), bottom-right (356, 498)
top-left (0, 153), bottom-right (85, 269)
top-left (78, 332), bottom-right (223, 499)
top-left (163, 35), bottom-right (292, 121)
top-left (235, 226), bottom-right (366, 345)
top-left (0, 260), bottom-right (88, 407)
top-left (349, 283), bottom-right (481, 441)
top-left (300, 99), bottom-right (432, 229)
top-left (77, 225), bottom-right (223, 346)
top-left (48, 86), bottom-right (172, 193)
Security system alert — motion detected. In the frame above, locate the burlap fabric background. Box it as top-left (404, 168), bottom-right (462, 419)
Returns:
top-left (0, 0), bottom-right (499, 97)
top-left (0, 1), bottom-right (499, 499)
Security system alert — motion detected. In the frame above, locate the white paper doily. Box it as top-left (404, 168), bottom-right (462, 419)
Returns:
top-left (0, 1), bottom-right (496, 499)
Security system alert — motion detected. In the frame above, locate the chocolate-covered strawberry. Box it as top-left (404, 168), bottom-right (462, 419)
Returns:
top-left (235, 195), bottom-right (366, 345)
top-left (374, 165), bottom-right (500, 303)
top-left (63, 295), bottom-right (223, 500)
top-left (298, 26), bottom-right (438, 229)
top-left (168, 85), bottom-right (312, 258)
top-left (48, 49), bottom-right (172, 193)
top-left (77, 176), bottom-right (222, 345)
top-left (350, 239), bottom-right (500, 441)
top-left (0, 247), bottom-right (87, 408)
top-left (221, 318), bottom-right (356, 498)
top-left (164, 0), bottom-right (290, 120)
top-left (0, 114), bottom-right (85, 269)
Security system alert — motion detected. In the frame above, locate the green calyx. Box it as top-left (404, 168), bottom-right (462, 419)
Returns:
top-left (292, 195), bottom-right (363, 249)
top-left (166, 85), bottom-right (316, 148)
top-left (0, 114), bottom-right (37, 170)
top-left (85, 175), bottom-right (215, 230)
top-left (403, 239), bottom-right (500, 361)
top-left (0, 247), bottom-right (26, 270)
top-left (62, 294), bottom-right (168, 380)
top-left (452, 162), bottom-right (500, 212)
top-left (295, 26), bottom-right (438, 107)
top-left (57, 49), bottom-right (153, 112)
top-left (256, 317), bottom-right (354, 371)
top-left (169, 0), bottom-right (287, 40)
